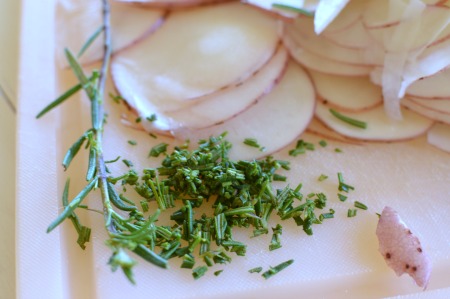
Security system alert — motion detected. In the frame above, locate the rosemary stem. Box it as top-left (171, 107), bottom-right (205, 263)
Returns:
top-left (94, 0), bottom-right (114, 232)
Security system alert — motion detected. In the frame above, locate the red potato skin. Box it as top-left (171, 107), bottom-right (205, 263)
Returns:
top-left (376, 206), bottom-right (432, 289)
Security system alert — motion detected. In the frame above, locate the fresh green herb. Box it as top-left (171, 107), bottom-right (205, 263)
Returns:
top-left (329, 109), bottom-right (367, 129)
top-left (77, 25), bottom-right (103, 58)
top-left (243, 138), bottom-right (260, 148)
top-left (109, 92), bottom-right (124, 104)
top-left (149, 133), bottom-right (157, 139)
top-left (319, 140), bottom-right (327, 147)
top-left (135, 117), bottom-right (142, 123)
top-left (273, 173), bottom-right (287, 182)
top-left (140, 200), bottom-right (149, 212)
top-left (335, 148), bottom-right (343, 153)
top-left (320, 209), bottom-right (335, 221)
top-left (181, 254), bottom-right (196, 269)
top-left (149, 143), bottom-right (168, 157)
top-left (249, 267), bottom-right (263, 273)
top-left (289, 139), bottom-right (315, 157)
top-left (338, 193), bottom-right (348, 202)
top-left (337, 172), bottom-right (355, 193)
top-left (348, 209), bottom-right (357, 218)
top-left (269, 224), bottom-right (283, 251)
top-left (214, 270), bottom-right (223, 276)
top-left (128, 140), bottom-right (137, 146)
top-left (105, 156), bottom-right (121, 164)
top-left (122, 159), bottom-right (133, 168)
top-left (354, 201), bottom-right (368, 210)
top-left (192, 266), bottom-right (208, 280)
top-left (146, 114), bottom-right (157, 122)
top-left (262, 259), bottom-right (294, 279)
top-left (318, 174), bottom-right (328, 182)
top-left (42, 1), bottom-right (169, 285)
top-left (272, 3), bottom-right (314, 16)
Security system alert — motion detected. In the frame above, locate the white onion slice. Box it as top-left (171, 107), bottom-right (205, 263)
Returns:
top-left (309, 70), bottom-right (382, 111)
top-left (285, 17), bottom-right (382, 66)
top-left (166, 45), bottom-right (288, 129)
top-left (243, 0), bottom-right (318, 18)
top-left (56, 0), bottom-right (164, 66)
top-left (376, 206), bottom-right (432, 289)
top-left (314, 0), bottom-right (350, 34)
top-left (315, 102), bottom-right (433, 141)
top-left (427, 123), bottom-right (450, 152)
top-left (321, 0), bottom-right (367, 34)
top-left (174, 61), bottom-right (316, 160)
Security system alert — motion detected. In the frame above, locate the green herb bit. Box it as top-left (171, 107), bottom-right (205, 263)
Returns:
top-left (318, 174), bottom-right (328, 182)
top-left (128, 140), bottom-right (137, 146)
top-left (77, 25), bottom-right (103, 58)
top-left (347, 209), bottom-right (357, 218)
top-left (272, 3), bottom-right (314, 16)
top-left (337, 172), bottom-right (355, 193)
top-left (329, 109), bottom-right (367, 129)
top-left (335, 148), bottom-right (343, 153)
top-left (140, 201), bottom-right (149, 213)
top-left (269, 224), bottom-right (283, 251)
top-left (248, 266), bottom-right (263, 273)
top-left (214, 270), bottom-right (223, 276)
top-left (262, 259), bottom-right (294, 279)
top-left (338, 193), bottom-right (348, 202)
top-left (149, 133), bottom-right (157, 139)
top-left (105, 156), bottom-right (121, 164)
top-left (122, 159), bottom-right (134, 168)
top-left (149, 143), bottom-right (168, 157)
top-left (109, 92), bottom-right (124, 104)
top-left (354, 201), bottom-right (368, 210)
top-left (243, 138), bottom-right (260, 148)
top-left (319, 211), bottom-right (335, 221)
top-left (146, 114), bottom-right (157, 122)
top-left (273, 173), bottom-right (287, 182)
top-left (289, 139), bottom-right (315, 157)
top-left (181, 254), bottom-right (196, 269)
top-left (192, 266), bottom-right (208, 280)
top-left (319, 140), bottom-right (327, 147)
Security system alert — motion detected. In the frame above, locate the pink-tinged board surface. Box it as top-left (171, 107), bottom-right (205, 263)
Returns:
top-left (16, 0), bottom-right (450, 298)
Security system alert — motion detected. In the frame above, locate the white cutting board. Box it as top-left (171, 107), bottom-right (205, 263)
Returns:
top-left (16, 0), bottom-right (450, 298)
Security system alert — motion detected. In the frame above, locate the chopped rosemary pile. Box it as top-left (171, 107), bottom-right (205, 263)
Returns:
top-left (104, 132), bottom-right (332, 281)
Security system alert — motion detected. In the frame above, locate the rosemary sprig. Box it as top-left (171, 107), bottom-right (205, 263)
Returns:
top-left (41, 0), bottom-right (168, 283)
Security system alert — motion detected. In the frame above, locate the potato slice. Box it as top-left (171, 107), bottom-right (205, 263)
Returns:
top-left (282, 32), bottom-right (373, 76)
top-left (112, 2), bottom-right (279, 118)
top-left (56, 0), bottom-right (164, 66)
top-left (165, 45), bottom-right (288, 129)
top-left (315, 102), bottom-right (433, 141)
top-left (309, 70), bottom-right (382, 111)
top-left (174, 61), bottom-right (316, 160)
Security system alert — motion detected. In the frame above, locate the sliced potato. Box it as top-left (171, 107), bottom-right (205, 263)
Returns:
top-left (315, 102), bottom-right (433, 141)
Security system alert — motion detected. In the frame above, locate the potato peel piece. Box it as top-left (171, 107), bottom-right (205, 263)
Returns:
top-left (376, 206), bottom-right (432, 289)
